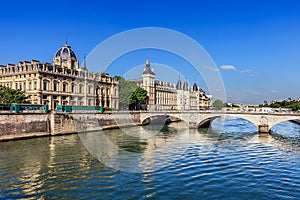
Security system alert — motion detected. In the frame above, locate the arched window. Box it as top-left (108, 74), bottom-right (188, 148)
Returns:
top-left (43, 81), bottom-right (48, 90)
top-left (63, 83), bottom-right (68, 92)
top-left (88, 85), bottom-right (93, 94)
top-left (53, 81), bottom-right (58, 91)
top-left (72, 84), bottom-right (76, 93)
top-left (79, 85), bottom-right (83, 94)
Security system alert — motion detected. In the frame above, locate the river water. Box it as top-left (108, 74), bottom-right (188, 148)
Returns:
top-left (0, 118), bottom-right (300, 199)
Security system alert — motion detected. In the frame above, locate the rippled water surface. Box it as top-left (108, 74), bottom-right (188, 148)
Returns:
top-left (0, 118), bottom-right (300, 199)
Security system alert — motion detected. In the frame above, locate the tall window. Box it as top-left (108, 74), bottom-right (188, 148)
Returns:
top-left (63, 83), bottom-right (67, 92)
top-left (43, 81), bottom-right (47, 90)
top-left (72, 84), bottom-right (75, 93)
top-left (33, 81), bottom-right (37, 90)
top-left (79, 85), bottom-right (83, 94)
top-left (53, 82), bottom-right (57, 91)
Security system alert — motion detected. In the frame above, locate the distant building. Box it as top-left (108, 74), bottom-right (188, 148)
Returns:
top-left (0, 43), bottom-right (119, 110)
top-left (134, 60), bottom-right (212, 110)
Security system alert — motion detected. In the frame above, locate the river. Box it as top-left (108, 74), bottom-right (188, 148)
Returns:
top-left (0, 118), bottom-right (299, 199)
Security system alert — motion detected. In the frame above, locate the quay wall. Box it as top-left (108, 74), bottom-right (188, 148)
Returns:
top-left (68, 112), bottom-right (141, 132)
top-left (0, 111), bottom-right (141, 141)
top-left (0, 113), bottom-right (50, 141)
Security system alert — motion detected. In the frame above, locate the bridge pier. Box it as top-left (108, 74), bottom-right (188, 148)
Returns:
top-left (189, 122), bottom-right (198, 129)
top-left (258, 124), bottom-right (269, 133)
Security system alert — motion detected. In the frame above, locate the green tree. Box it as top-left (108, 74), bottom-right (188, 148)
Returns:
top-left (213, 99), bottom-right (225, 110)
top-left (114, 76), bottom-right (138, 109)
top-left (0, 85), bottom-right (29, 105)
top-left (129, 87), bottom-right (148, 110)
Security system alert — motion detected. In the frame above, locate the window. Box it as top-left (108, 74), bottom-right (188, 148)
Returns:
top-left (33, 82), bottom-right (37, 90)
top-left (43, 81), bottom-right (47, 90)
top-left (29, 82), bottom-right (32, 90)
top-left (72, 84), bottom-right (75, 93)
top-left (23, 82), bottom-right (26, 90)
top-left (106, 89), bottom-right (109, 96)
top-left (88, 86), bottom-right (93, 94)
top-left (63, 83), bottom-right (67, 92)
top-left (79, 85), bottom-right (83, 93)
top-left (43, 95), bottom-right (47, 99)
top-left (53, 82), bottom-right (57, 91)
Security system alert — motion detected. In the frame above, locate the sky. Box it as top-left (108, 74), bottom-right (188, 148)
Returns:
top-left (0, 0), bottom-right (300, 104)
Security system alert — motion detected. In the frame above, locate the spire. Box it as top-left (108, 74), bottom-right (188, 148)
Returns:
top-left (83, 54), bottom-right (87, 70)
top-left (142, 59), bottom-right (155, 75)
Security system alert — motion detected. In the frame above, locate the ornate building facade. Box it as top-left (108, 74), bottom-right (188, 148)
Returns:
top-left (0, 43), bottom-right (119, 110)
top-left (136, 60), bottom-right (212, 110)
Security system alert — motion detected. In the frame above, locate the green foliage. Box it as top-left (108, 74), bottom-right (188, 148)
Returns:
top-left (129, 87), bottom-right (148, 104)
top-left (117, 76), bottom-right (138, 109)
top-left (213, 99), bottom-right (225, 110)
top-left (262, 100), bottom-right (300, 111)
top-left (129, 87), bottom-right (148, 110)
top-left (0, 85), bottom-right (29, 105)
top-left (113, 75), bottom-right (122, 81)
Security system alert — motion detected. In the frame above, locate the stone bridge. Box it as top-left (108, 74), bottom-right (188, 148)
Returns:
top-left (137, 111), bottom-right (300, 133)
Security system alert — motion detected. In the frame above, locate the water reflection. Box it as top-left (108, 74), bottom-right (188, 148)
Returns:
top-left (270, 121), bottom-right (300, 153)
top-left (0, 118), bottom-right (300, 199)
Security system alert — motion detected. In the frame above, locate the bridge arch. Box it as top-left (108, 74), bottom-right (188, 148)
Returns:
top-left (138, 111), bottom-right (300, 133)
top-left (140, 113), bottom-right (188, 126)
top-left (198, 116), bottom-right (220, 128)
top-left (269, 117), bottom-right (300, 130)
top-left (197, 116), bottom-right (259, 131)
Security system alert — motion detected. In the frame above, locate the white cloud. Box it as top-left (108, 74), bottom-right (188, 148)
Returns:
top-left (220, 65), bottom-right (237, 71)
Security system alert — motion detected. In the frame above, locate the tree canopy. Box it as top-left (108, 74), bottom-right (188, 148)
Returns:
top-left (114, 76), bottom-right (148, 110)
top-left (0, 86), bottom-right (29, 105)
top-left (114, 76), bottom-right (138, 109)
top-left (129, 87), bottom-right (148, 110)
top-left (213, 99), bottom-right (225, 110)
top-left (259, 100), bottom-right (300, 111)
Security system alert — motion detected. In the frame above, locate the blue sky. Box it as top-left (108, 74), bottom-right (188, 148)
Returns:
top-left (0, 0), bottom-right (300, 104)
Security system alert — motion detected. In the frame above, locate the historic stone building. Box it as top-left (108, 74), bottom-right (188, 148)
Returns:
top-left (136, 60), bottom-right (212, 110)
top-left (0, 43), bottom-right (119, 110)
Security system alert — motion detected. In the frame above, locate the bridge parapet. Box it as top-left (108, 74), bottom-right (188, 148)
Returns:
top-left (137, 110), bottom-right (300, 133)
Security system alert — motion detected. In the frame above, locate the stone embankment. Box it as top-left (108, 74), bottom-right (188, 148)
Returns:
top-left (0, 111), bottom-right (142, 141)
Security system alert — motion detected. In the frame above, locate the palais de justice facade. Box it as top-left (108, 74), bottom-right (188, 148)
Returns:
top-left (0, 43), bottom-right (119, 110)
top-left (135, 60), bottom-right (212, 111)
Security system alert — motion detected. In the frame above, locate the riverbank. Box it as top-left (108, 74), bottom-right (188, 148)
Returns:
top-left (0, 123), bottom-right (141, 142)
top-left (0, 111), bottom-right (142, 142)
